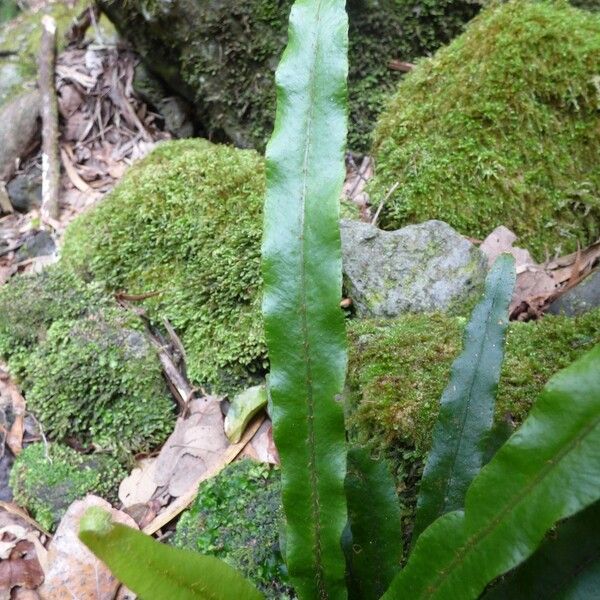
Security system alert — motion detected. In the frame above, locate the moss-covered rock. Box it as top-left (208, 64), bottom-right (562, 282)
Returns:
top-left (0, 267), bottom-right (174, 456)
top-left (173, 460), bottom-right (292, 599)
top-left (0, 1), bottom-right (87, 105)
top-left (346, 308), bottom-right (600, 529)
top-left (24, 309), bottom-right (174, 456)
top-left (0, 266), bottom-right (108, 376)
top-left (99, 0), bottom-right (482, 152)
top-left (371, 0), bottom-right (600, 259)
top-left (9, 442), bottom-right (126, 532)
top-left (61, 139), bottom-right (266, 392)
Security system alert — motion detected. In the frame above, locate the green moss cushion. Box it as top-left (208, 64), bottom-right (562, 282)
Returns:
top-left (347, 308), bottom-right (600, 459)
top-left (0, 266), bottom-right (108, 376)
top-left (9, 443), bottom-right (126, 532)
top-left (346, 308), bottom-right (600, 539)
top-left (173, 460), bottom-right (292, 599)
top-left (61, 139), bottom-right (266, 391)
top-left (23, 310), bottom-right (174, 457)
top-left (371, 0), bottom-right (600, 259)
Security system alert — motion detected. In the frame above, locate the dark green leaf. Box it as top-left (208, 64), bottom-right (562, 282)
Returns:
top-left (413, 254), bottom-right (516, 540)
top-left (383, 342), bottom-right (600, 600)
top-left (345, 447), bottom-right (402, 600)
top-left (483, 501), bottom-right (600, 599)
top-left (261, 0), bottom-right (349, 598)
top-left (78, 507), bottom-right (264, 600)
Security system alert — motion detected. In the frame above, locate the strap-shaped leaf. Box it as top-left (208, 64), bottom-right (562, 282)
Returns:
top-left (383, 342), bottom-right (600, 600)
top-left (345, 447), bottom-right (402, 600)
top-left (413, 253), bottom-right (515, 540)
top-left (483, 501), bottom-right (600, 599)
top-left (261, 1), bottom-right (349, 598)
top-left (79, 507), bottom-right (264, 600)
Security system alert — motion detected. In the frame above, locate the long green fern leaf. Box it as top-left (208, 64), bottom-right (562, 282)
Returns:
top-left (383, 342), bottom-right (600, 600)
top-left (413, 254), bottom-right (515, 539)
top-left (79, 507), bottom-right (264, 600)
top-left (345, 447), bottom-right (402, 600)
top-left (482, 501), bottom-right (600, 599)
top-left (261, 0), bottom-right (349, 598)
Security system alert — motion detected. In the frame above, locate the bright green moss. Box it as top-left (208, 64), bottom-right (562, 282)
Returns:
top-left (61, 139), bottom-right (266, 392)
top-left (9, 443), bottom-right (126, 532)
top-left (347, 308), bottom-right (600, 460)
top-left (0, 1), bottom-right (19, 24)
top-left (173, 460), bottom-right (292, 599)
top-left (0, 267), bottom-right (108, 377)
top-left (24, 308), bottom-right (174, 457)
top-left (371, 0), bottom-right (600, 259)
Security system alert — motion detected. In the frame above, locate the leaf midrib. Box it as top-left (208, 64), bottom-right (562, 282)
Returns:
top-left (441, 264), bottom-right (507, 513)
top-left (419, 413), bottom-right (600, 599)
top-left (297, 1), bottom-right (328, 596)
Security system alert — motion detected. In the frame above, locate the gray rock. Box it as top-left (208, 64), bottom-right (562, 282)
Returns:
top-left (341, 219), bottom-right (487, 317)
top-left (15, 230), bottom-right (56, 262)
top-left (0, 90), bottom-right (40, 181)
top-left (7, 165), bottom-right (42, 212)
top-left (548, 269), bottom-right (600, 317)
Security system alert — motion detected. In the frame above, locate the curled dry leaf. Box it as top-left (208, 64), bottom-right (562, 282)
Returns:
top-left (0, 539), bottom-right (44, 593)
top-left (38, 495), bottom-right (137, 600)
top-left (224, 384), bottom-right (267, 444)
top-left (480, 227), bottom-right (600, 319)
top-left (239, 418), bottom-right (280, 465)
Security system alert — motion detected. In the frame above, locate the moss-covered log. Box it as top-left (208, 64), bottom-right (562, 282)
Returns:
top-left (98, 0), bottom-right (481, 152)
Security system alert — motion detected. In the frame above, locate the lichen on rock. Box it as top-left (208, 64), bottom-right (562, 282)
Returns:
top-left (370, 0), bottom-right (600, 259)
top-left (341, 219), bottom-right (487, 317)
top-left (61, 139), bottom-right (266, 392)
top-left (173, 460), bottom-right (292, 599)
top-left (0, 1), bottom-right (87, 105)
top-left (9, 442), bottom-right (126, 532)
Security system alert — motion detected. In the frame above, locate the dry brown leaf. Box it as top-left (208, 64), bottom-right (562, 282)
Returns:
top-left (154, 397), bottom-right (230, 497)
top-left (118, 458), bottom-right (159, 507)
top-left (479, 226), bottom-right (535, 270)
top-left (0, 539), bottom-right (44, 593)
top-left (143, 415), bottom-right (264, 535)
top-left (38, 496), bottom-right (137, 600)
top-left (239, 418), bottom-right (280, 465)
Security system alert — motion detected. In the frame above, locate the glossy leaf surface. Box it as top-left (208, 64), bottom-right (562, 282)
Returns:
top-left (383, 343), bottom-right (600, 600)
top-left (345, 447), bottom-right (402, 600)
top-left (483, 501), bottom-right (600, 599)
top-left (413, 254), bottom-right (515, 540)
top-left (78, 507), bottom-right (264, 600)
top-left (261, 0), bottom-right (349, 598)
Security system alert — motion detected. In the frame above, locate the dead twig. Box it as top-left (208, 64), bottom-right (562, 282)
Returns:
top-left (39, 16), bottom-right (61, 224)
top-left (371, 181), bottom-right (399, 227)
top-left (388, 59), bottom-right (416, 72)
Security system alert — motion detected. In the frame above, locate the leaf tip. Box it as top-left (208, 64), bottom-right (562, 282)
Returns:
top-left (79, 506), bottom-right (113, 538)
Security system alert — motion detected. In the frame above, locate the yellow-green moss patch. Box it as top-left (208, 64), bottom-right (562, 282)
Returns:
top-left (9, 442), bottom-right (126, 532)
top-left (347, 308), bottom-right (600, 459)
top-left (371, 0), bottom-right (600, 259)
top-left (61, 139), bottom-right (266, 391)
